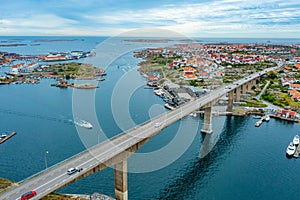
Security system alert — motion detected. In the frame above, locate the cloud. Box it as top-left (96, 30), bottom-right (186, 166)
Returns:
top-left (0, 0), bottom-right (299, 37)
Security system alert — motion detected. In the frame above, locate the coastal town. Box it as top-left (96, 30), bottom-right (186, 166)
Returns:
top-left (134, 42), bottom-right (300, 119)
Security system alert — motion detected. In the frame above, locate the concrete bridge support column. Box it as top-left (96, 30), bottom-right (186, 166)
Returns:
top-left (242, 84), bottom-right (247, 94)
top-left (252, 79), bottom-right (256, 87)
top-left (235, 87), bottom-right (241, 102)
top-left (114, 160), bottom-right (128, 200)
top-left (247, 82), bottom-right (252, 91)
top-left (227, 90), bottom-right (234, 112)
top-left (201, 103), bottom-right (213, 134)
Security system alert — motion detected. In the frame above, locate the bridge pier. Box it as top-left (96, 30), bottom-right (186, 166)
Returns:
top-left (252, 79), bottom-right (256, 87)
top-left (227, 90), bottom-right (234, 112)
top-left (242, 84), bottom-right (247, 94)
top-left (201, 103), bottom-right (213, 134)
top-left (235, 86), bottom-right (241, 102)
top-left (114, 160), bottom-right (128, 200)
top-left (247, 82), bottom-right (252, 91)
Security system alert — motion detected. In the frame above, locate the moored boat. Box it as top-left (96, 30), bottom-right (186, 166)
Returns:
top-left (264, 115), bottom-right (270, 122)
top-left (286, 142), bottom-right (296, 157)
top-left (253, 115), bottom-right (261, 119)
top-left (164, 103), bottom-right (176, 110)
top-left (293, 135), bottom-right (299, 146)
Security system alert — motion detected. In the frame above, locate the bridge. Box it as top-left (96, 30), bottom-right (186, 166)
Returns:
top-left (0, 66), bottom-right (278, 200)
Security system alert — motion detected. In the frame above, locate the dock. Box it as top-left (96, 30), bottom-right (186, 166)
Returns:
top-left (254, 115), bottom-right (268, 127)
top-left (0, 132), bottom-right (16, 144)
top-left (294, 144), bottom-right (300, 158)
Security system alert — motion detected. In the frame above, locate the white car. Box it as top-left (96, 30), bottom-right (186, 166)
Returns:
top-left (154, 122), bottom-right (162, 128)
top-left (67, 167), bottom-right (78, 175)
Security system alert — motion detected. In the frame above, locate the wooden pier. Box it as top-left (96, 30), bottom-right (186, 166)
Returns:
top-left (0, 132), bottom-right (16, 144)
top-left (294, 144), bottom-right (300, 158)
top-left (254, 115), bottom-right (268, 127)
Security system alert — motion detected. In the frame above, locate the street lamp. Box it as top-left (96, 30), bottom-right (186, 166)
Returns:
top-left (44, 151), bottom-right (49, 169)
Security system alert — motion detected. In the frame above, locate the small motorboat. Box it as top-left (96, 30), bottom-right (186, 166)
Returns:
top-left (293, 135), bottom-right (300, 146)
top-left (74, 119), bottom-right (93, 129)
top-left (286, 142), bottom-right (296, 157)
top-left (253, 115), bottom-right (261, 119)
top-left (264, 115), bottom-right (270, 122)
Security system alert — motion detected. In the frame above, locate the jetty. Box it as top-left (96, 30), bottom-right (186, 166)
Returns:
top-left (0, 132), bottom-right (16, 144)
top-left (293, 141), bottom-right (300, 158)
top-left (255, 115), bottom-right (268, 127)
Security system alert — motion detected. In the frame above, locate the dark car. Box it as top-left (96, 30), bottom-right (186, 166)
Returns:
top-left (21, 190), bottom-right (36, 200)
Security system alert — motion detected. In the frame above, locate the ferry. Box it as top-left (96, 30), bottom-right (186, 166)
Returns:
top-left (74, 120), bottom-right (93, 129)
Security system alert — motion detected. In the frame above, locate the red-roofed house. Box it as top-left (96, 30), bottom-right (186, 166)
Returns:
top-left (284, 66), bottom-right (292, 71)
top-left (289, 84), bottom-right (300, 91)
top-left (276, 109), bottom-right (297, 119)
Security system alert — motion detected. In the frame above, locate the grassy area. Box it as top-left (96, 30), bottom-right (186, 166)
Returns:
top-left (233, 109), bottom-right (246, 113)
top-left (41, 193), bottom-right (87, 200)
top-left (242, 99), bottom-right (267, 108)
top-left (35, 62), bottom-right (104, 79)
top-left (279, 93), bottom-right (300, 107)
top-left (0, 178), bottom-right (14, 190)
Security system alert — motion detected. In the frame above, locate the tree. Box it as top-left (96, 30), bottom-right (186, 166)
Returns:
top-left (189, 80), bottom-right (198, 87)
top-left (267, 71), bottom-right (277, 79)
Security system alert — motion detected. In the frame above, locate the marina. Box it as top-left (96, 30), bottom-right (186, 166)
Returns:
top-left (286, 135), bottom-right (300, 158)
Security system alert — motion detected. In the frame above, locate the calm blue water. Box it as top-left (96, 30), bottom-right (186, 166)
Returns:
top-left (1, 37), bottom-right (300, 200)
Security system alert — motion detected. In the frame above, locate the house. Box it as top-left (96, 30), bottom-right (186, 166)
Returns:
top-left (198, 70), bottom-right (209, 79)
top-left (289, 83), bottom-right (300, 91)
top-left (276, 109), bottom-right (297, 119)
top-left (284, 65), bottom-right (292, 71)
top-left (184, 72), bottom-right (197, 80)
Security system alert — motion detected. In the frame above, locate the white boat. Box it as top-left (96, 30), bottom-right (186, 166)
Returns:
top-left (286, 142), bottom-right (296, 156)
top-left (0, 134), bottom-right (7, 139)
top-left (253, 115), bottom-right (261, 119)
top-left (74, 120), bottom-right (93, 129)
top-left (293, 135), bottom-right (300, 145)
top-left (265, 115), bottom-right (270, 122)
top-left (164, 103), bottom-right (176, 110)
top-left (153, 89), bottom-right (163, 96)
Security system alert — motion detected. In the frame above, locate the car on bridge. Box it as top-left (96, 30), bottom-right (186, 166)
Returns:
top-left (154, 122), bottom-right (162, 128)
top-left (21, 190), bottom-right (36, 200)
top-left (67, 167), bottom-right (78, 175)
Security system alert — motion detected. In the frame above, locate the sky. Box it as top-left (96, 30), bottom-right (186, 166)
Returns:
top-left (0, 0), bottom-right (299, 38)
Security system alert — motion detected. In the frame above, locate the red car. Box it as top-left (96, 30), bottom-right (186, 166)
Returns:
top-left (21, 190), bottom-right (36, 200)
